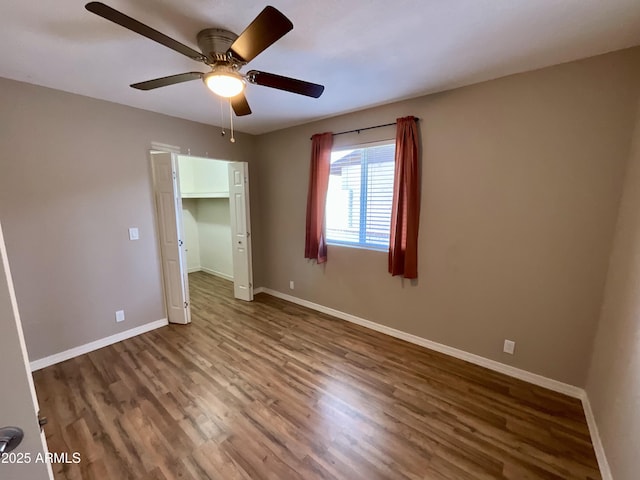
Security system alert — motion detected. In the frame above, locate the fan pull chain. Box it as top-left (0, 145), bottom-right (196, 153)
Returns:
top-left (219, 97), bottom-right (226, 138)
top-left (228, 99), bottom-right (236, 143)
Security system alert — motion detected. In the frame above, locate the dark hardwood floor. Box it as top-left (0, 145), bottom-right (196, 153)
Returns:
top-left (33, 271), bottom-right (601, 479)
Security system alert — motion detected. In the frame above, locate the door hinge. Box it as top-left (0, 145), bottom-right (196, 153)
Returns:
top-left (184, 301), bottom-right (189, 308)
top-left (178, 239), bottom-right (184, 246)
top-left (247, 232), bottom-right (251, 238)
top-left (38, 412), bottom-right (48, 431)
top-left (173, 171), bottom-right (177, 180)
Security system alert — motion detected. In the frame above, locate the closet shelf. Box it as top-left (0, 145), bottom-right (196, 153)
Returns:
top-left (181, 192), bottom-right (229, 199)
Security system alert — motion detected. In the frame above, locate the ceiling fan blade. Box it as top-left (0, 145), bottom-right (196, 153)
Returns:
top-left (231, 93), bottom-right (252, 116)
top-left (247, 70), bottom-right (324, 98)
top-left (228, 6), bottom-right (293, 63)
top-left (85, 2), bottom-right (205, 62)
top-left (130, 72), bottom-right (204, 90)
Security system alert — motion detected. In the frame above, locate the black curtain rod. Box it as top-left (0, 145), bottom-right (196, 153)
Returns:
top-left (310, 117), bottom-right (419, 140)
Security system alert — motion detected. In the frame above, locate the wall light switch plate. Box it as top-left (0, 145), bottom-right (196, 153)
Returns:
top-left (289, 280), bottom-right (295, 290)
top-left (503, 339), bottom-right (516, 355)
top-left (128, 227), bottom-right (139, 240)
top-left (115, 310), bottom-right (125, 323)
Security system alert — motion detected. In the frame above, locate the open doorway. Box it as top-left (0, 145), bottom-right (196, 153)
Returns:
top-left (180, 155), bottom-right (235, 281)
top-left (150, 150), bottom-right (254, 325)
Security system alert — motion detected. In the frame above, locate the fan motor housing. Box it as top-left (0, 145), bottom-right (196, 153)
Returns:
top-left (197, 28), bottom-right (238, 63)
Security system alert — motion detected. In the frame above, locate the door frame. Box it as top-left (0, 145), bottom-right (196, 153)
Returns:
top-left (148, 145), bottom-right (255, 314)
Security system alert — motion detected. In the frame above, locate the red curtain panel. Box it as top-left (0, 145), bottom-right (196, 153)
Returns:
top-left (389, 116), bottom-right (420, 278)
top-left (305, 132), bottom-right (333, 263)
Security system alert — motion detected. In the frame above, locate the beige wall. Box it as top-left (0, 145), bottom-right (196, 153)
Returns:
top-left (255, 48), bottom-right (640, 386)
top-left (2, 45), bottom-right (640, 478)
top-left (586, 96), bottom-right (640, 480)
top-left (0, 78), bottom-right (258, 361)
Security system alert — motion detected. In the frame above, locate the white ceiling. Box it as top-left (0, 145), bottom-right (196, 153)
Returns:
top-left (2, 0), bottom-right (640, 135)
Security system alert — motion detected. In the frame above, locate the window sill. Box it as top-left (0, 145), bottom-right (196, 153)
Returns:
top-left (327, 242), bottom-right (388, 253)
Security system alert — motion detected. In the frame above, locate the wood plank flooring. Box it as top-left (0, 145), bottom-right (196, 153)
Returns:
top-left (33, 272), bottom-right (601, 479)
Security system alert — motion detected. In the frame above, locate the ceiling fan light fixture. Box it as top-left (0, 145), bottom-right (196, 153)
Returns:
top-left (85, 2), bottom-right (324, 116)
top-left (204, 69), bottom-right (245, 98)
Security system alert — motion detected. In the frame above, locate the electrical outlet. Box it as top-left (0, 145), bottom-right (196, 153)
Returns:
top-left (503, 339), bottom-right (515, 355)
top-left (115, 310), bottom-right (125, 323)
top-left (289, 280), bottom-right (295, 290)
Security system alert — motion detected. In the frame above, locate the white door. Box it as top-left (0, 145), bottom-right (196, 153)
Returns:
top-left (0, 223), bottom-right (53, 480)
top-left (228, 162), bottom-right (254, 301)
top-left (151, 152), bottom-right (191, 324)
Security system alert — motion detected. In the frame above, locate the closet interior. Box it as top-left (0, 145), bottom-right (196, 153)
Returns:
top-left (178, 155), bottom-right (234, 281)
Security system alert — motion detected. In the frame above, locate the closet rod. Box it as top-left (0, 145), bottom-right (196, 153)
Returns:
top-left (309, 117), bottom-right (419, 140)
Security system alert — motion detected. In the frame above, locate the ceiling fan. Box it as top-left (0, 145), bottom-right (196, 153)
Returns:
top-left (84, 2), bottom-right (325, 117)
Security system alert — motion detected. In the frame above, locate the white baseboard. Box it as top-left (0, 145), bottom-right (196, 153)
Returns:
top-left (259, 287), bottom-right (615, 476)
top-left (260, 288), bottom-right (582, 398)
top-left (258, 288), bottom-right (617, 477)
top-left (29, 318), bottom-right (168, 371)
top-left (188, 266), bottom-right (202, 273)
top-left (580, 393), bottom-right (612, 480)
top-left (200, 267), bottom-right (234, 281)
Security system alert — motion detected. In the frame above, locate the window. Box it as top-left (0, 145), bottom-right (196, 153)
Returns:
top-left (326, 141), bottom-right (396, 250)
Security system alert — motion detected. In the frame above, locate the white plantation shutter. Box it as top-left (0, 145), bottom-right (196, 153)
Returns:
top-left (326, 142), bottom-right (395, 249)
